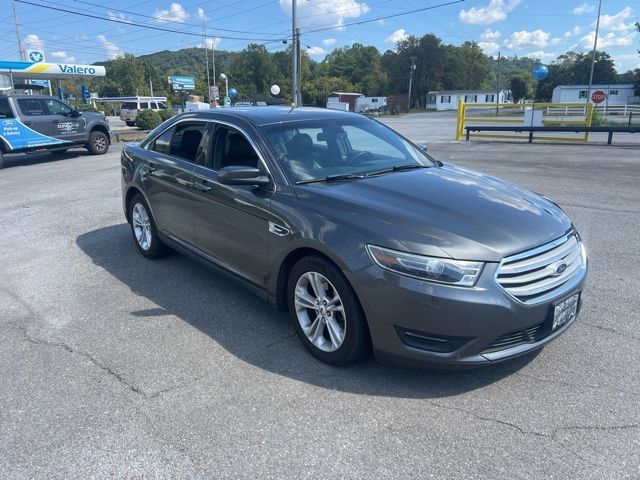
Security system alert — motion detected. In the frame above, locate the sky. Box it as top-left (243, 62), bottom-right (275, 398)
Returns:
top-left (2, 0), bottom-right (639, 73)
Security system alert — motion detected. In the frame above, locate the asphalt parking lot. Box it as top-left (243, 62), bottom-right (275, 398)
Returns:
top-left (1, 139), bottom-right (639, 479)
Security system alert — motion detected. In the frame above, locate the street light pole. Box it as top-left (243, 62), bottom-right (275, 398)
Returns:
top-left (496, 51), bottom-right (501, 116)
top-left (586, 0), bottom-right (602, 103)
top-left (292, 0), bottom-right (298, 106)
top-left (220, 73), bottom-right (229, 98)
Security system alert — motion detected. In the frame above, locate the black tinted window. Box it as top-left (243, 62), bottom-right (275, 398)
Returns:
top-left (121, 102), bottom-right (137, 110)
top-left (0, 98), bottom-right (13, 118)
top-left (18, 98), bottom-right (49, 116)
top-left (151, 122), bottom-right (206, 163)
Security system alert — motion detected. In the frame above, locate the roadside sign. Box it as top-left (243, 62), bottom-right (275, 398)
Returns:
top-left (223, 96), bottom-right (231, 107)
top-left (168, 75), bottom-right (196, 92)
top-left (30, 79), bottom-right (50, 87)
top-left (27, 50), bottom-right (45, 63)
top-left (591, 90), bottom-right (606, 104)
top-left (210, 85), bottom-right (219, 100)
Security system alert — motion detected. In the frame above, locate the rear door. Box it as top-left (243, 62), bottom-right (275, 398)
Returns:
top-left (141, 120), bottom-right (208, 243)
top-left (14, 97), bottom-right (72, 150)
top-left (191, 122), bottom-right (274, 286)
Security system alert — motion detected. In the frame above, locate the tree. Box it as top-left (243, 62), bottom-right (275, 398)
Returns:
top-left (510, 75), bottom-right (529, 102)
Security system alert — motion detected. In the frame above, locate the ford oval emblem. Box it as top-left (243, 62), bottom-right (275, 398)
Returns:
top-left (556, 263), bottom-right (567, 275)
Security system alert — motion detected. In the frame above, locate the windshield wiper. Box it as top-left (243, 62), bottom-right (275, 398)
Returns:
top-left (296, 173), bottom-right (365, 185)
top-left (365, 164), bottom-right (431, 177)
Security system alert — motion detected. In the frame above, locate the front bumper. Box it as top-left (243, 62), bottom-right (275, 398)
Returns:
top-left (346, 260), bottom-right (587, 368)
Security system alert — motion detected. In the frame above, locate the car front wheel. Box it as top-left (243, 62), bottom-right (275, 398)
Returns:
top-left (128, 194), bottom-right (168, 259)
top-left (287, 256), bottom-right (370, 365)
top-left (86, 131), bottom-right (109, 155)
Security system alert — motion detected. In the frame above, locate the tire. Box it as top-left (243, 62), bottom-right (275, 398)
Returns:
top-left (287, 255), bottom-right (370, 365)
top-left (128, 194), bottom-right (169, 259)
top-left (0, 150), bottom-right (4, 169)
top-left (126, 121), bottom-right (135, 127)
top-left (86, 130), bottom-right (109, 155)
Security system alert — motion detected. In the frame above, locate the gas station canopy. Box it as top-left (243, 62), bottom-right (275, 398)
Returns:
top-left (0, 60), bottom-right (106, 80)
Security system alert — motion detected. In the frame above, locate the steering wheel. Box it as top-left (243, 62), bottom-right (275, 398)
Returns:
top-left (347, 150), bottom-right (374, 165)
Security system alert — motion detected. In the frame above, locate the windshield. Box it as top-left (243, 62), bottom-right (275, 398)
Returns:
top-left (261, 117), bottom-right (435, 183)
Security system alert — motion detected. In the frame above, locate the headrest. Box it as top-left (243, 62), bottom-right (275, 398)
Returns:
top-left (287, 133), bottom-right (313, 157)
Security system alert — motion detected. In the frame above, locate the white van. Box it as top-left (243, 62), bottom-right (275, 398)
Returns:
top-left (120, 98), bottom-right (167, 126)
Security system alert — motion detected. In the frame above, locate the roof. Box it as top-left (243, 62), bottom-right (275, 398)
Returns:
top-left (553, 84), bottom-right (634, 89)
top-left (328, 92), bottom-right (363, 97)
top-left (180, 106), bottom-right (364, 127)
top-left (428, 89), bottom-right (509, 95)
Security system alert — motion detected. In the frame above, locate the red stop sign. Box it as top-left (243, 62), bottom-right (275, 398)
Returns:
top-left (591, 90), bottom-right (606, 103)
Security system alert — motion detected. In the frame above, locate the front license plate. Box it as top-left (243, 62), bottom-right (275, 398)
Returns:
top-left (553, 293), bottom-right (580, 330)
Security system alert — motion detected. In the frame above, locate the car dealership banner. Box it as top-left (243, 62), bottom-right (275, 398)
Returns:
top-left (0, 61), bottom-right (106, 79)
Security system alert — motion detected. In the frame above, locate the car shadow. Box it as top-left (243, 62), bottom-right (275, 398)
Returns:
top-left (1, 149), bottom-right (90, 168)
top-left (76, 224), bottom-right (539, 399)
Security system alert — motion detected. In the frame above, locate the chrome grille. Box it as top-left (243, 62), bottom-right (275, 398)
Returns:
top-left (496, 233), bottom-right (583, 304)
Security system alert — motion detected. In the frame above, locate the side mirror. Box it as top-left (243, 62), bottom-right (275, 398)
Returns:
top-left (218, 165), bottom-right (270, 187)
top-left (418, 143), bottom-right (428, 151)
top-left (70, 108), bottom-right (81, 117)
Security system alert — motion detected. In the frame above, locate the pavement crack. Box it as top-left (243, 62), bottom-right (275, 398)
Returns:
top-left (15, 323), bottom-right (145, 396)
top-left (582, 322), bottom-right (640, 342)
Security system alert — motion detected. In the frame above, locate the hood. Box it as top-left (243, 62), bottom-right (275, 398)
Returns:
top-left (294, 164), bottom-right (572, 262)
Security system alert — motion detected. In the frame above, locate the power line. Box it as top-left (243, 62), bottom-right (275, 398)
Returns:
top-left (307, 0), bottom-right (466, 33)
top-left (14, 0), bottom-right (284, 42)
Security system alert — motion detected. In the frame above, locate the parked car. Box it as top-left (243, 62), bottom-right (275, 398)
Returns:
top-left (121, 107), bottom-right (587, 367)
top-left (0, 94), bottom-right (110, 168)
top-left (120, 99), bottom-right (167, 127)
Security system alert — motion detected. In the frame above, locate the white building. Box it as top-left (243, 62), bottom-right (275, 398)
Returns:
top-left (551, 84), bottom-right (637, 106)
top-left (355, 96), bottom-right (387, 113)
top-left (427, 90), bottom-right (511, 111)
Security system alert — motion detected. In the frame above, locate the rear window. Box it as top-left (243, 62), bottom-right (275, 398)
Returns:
top-left (18, 98), bottom-right (49, 116)
top-left (0, 98), bottom-right (13, 118)
top-left (121, 102), bottom-right (137, 110)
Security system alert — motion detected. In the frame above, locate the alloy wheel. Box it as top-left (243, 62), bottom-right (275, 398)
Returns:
top-left (294, 271), bottom-right (346, 352)
top-left (93, 134), bottom-right (108, 153)
top-left (132, 203), bottom-right (152, 251)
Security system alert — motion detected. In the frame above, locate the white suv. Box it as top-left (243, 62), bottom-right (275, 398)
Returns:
top-left (120, 99), bottom-right (166, 126)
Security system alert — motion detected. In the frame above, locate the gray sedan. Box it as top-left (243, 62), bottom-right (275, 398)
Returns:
top-left (120, 107), bottom-right (587, 367)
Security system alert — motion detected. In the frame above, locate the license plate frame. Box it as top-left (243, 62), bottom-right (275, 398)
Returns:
top-left (552, 293), bottom-right (580, 331)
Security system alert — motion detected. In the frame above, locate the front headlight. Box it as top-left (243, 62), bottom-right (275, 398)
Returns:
top-left (367, 244), bottom-right (484, 287)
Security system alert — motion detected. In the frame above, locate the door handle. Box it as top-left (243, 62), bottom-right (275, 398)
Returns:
top-left (196, 181), bottom-right (212, 192)
top-left (52, 120), bottom-right (60, 124)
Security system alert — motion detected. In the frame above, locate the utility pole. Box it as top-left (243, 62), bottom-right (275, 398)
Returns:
top-left (586, 0), bottom-right (602, 103)
top-left (150, 78), bottom-right (154, 98)
top-left (12, 1), bottom-right (24, 60)
top-left (292, 0), bottom-right (298, 106)
top-left (203, 21), bottom-right (211, 104)
top-left (407, 56), bottom-right (416, 112)
top-left (296, 27), bottom-right (302, 106)
top-left (496, 51), bottom-right (501, 116)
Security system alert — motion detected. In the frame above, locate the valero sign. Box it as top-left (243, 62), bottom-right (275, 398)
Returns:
top-left (0, 61), bottom-right (106, 79)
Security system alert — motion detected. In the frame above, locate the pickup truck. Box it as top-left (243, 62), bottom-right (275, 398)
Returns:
top-left (0, 94), bottom-right (110, 168)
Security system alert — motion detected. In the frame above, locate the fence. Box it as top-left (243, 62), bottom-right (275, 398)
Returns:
top-left (456, 100), bottom-right (594, 143)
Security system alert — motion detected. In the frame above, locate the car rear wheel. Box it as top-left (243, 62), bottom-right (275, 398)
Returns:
top-left (86, 131), bottom-right (109, 155)
top-left (128, 194), bottom-right (169, 259)
top-left (125, 121), bottom-right (135, 127)
top-left (287, 256), bottom-right (370, 365)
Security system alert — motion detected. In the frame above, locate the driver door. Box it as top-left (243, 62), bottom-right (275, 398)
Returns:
top-left (42, 98), bottom-right (87, 143)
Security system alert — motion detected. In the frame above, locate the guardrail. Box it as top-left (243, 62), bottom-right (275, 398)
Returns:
top-left (465, 125), bottom-right (639, 145)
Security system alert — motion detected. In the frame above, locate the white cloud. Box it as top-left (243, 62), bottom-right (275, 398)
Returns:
top-left (197, 8), bottom-right (206, 21)
top-left (549, 37), bottom-right (562, 45)
top-left (564, 26), bottom-right (582, 38)
top-left (107, 11), bottom-right (132, 23)
top-left (595, 7), bottom-right (634, 32)
top-left (306, 45), bottom-right (328, 57)
top-left (579, 30), bottom-right (636, 49)
top-left (504, 29), bottom-right (551, 49)
top-left (478, 41), bottom-right (500, 54)
top-left (153, 3), bottom-right (188, 23)
top-left (573, 3), bottom-right (595, 15)
top-left (612, 53), bottom-right (640, 72)
top-left (24, 34), bottom-right (45, 50)
top-left (526, 50), bottom-right (558, 61)
top-left (97, 35), bottom-right (122, 59)
top-left (480, 28), bottom-right (501, 40)
top-left (279, 0), bottom-right (369, 30)
top-left (50, 50), bottom-right (76, 63)
top-left (458, 0), bottom-right (521, 25)
top-left (201, 37), bottom-right (221, 49)
top-left (385, 28), bottom-right (408, 44)
top-left (322, 38), bottom-right (336, 46)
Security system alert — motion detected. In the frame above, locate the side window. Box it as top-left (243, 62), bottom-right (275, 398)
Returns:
top-left (150, 122), bottom-right (206, 163)
top-left (211, 126), bottom-right (259, 170)
top-left (0, 98), bottom-right (14, 118)
top-left (44, 99), bottom-right (73, 116)
top-left (17, 98), bottom-right (48, 116)
top-left (158, 103), bottom-right (167, 109)
top-left (140, 102), bottom-right (149, 109)
top-left (151, 103), bottom-right (158, 110)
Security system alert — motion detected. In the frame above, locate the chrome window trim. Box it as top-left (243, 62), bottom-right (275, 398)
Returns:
top-left (144, 117), bottom-right (276, 188)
